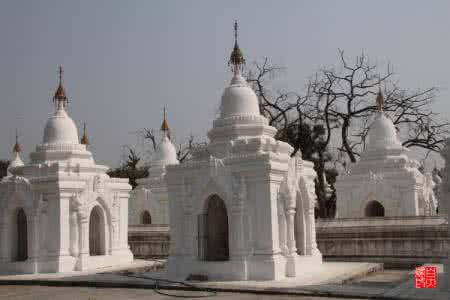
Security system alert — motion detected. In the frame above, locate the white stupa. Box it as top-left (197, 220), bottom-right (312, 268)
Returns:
top-left (336, 91), bottom-right (437, 217)
top-left (6, 132), bottom-right (25, 177)
top-left (0, 67), bottom-right (133, 274)
top-left (129, 109), bottom-right (179, 225)
top-left (165, 22), bottom-right (321, 281)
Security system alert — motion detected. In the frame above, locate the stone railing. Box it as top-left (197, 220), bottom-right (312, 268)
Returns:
top-left (316, 215), bottom-right (449, 267)
top-left (128, 225), bottom-right (170, 259)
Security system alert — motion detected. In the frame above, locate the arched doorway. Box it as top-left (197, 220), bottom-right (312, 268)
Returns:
top-left (365, 200), bottom-right (385, 217)
top-left (141, 210), bottom-right (152, 224)
top-left (16, 208), bottom-right (28, 262)
top-left (89, 206), bottom-right (106, 256)
top-left (205, 195), bottom-right (229, 261)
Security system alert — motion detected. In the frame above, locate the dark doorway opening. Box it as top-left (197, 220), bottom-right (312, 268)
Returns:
top-left (16, 208), bottom-right (28, 262)
top-left (141, 210), bottom-right (152, 224)
top-left (204, 195), bottom-right (229, 261)
top-left (365, 200), bottom-right (385, 217)
top-left (89, 206), bottom-right (106, 256)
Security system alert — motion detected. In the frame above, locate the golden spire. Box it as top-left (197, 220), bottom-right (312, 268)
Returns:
top-left (80, 122), bottom-right (89, 145)
top-left (376, 88), bottom-right (384, 112)
top-left (53, 65), bottom-right (68, 106)
top-left (13, 129), bottom-right (21, 153)
top-left (160, 107), bottom-right (170, 132)
top-left (228, 20), bottom-right (245, 74)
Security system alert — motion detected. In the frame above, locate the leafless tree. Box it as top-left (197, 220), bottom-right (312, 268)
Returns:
top-left (310, 49), bottom-right (449, 164)
top-left (143, 128), bottom-right (157, 151)
top-left (245, 51), bottom-right (450, 217)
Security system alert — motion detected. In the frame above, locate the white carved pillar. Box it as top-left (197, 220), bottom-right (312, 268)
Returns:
top-left (303, 195), bottom-right (312, 255)
top-left (277, 196), bottom-right (287, 255)
top-left (29, 213), bottom-right (40, 272)
top-left (79, 215), bottom-right (89, 258)
top-left (230, 201), bottom-right (246, 259)
top-left (110, 194), bottom-right (119, 254)
top-left (118, 194), bottom-right (129, 250)
top-left (285, 208), bottom-right (297, 256)
top-left (167, 188), bottom-right (183, 257)
top-left (74, 212), bottom-right (89, 271)
top-left (111, 217), bottom-right (119, 253)
top-left (0, 212), bottom-right (7, 263)
top-left (308, 201), bottom-right (318, 253)
top-left (69, 210), bottom-right (79, 257)
top-left (181, 178), bottom-right (195, 260)
top-left (246, 174), bottom-right (286, 281)
top-left (284, 181), bottom-right (302, 277)
top-left (300, 165), bottom-right (320, 256)
top-left (304, 181), bottom-right (319, 255)
top-left (184, 208), bottom-right (196, 260)
top-left (295, 194), bottom-right (306, 255)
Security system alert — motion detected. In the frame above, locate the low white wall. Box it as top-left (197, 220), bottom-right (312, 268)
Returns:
top-left (316, 215), bottom-right (449, 267)
top-left (128, 225), bottom-right (170, 258)
top-left (128, 216), bottom-right (450, 267)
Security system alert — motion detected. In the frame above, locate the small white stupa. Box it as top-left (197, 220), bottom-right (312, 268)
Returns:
top-left (165, 22), bottom-right (321, 281)
top-left (336, 91), bottom-right (437, 217)
top-left (0, 67), bottom-right (133, 274)
top-left (6, 131), bottom-right (25, 177)
top-left (129, 109), bottom-right (179, 225)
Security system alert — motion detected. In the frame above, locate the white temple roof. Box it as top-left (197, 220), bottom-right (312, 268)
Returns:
top-left (7, 152), bottom-right (24, 176)
top-left (151, 135), bottom-right (178, 166)
top-left (43, 106), bottom-right (79, 145)
top-left (218, 19), bottom-right (260, 119)
top-left (9, 152), bottom-right (24, 169)
top-left (206, 21), bottom-right (280, 148)
top-left (29, 67), bottom-right (97, 166)
top-left (6, 132), bottom-right (24, 176)
top-left (150, 109), bottom-right (179, 168)
top-left (366, 112), bottom-right (403, 151)
top-left (42, 66), bottom-right (79, 145)
top-left (219, 73), bottom-right (260, 118)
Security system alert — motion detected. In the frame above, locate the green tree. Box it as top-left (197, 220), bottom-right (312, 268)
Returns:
top-left (107, 148), bottom-right (148, 189)
top-left (277, 123), bottom-right (337, 217)
top-left (0, 160), bottom-right (9, 181)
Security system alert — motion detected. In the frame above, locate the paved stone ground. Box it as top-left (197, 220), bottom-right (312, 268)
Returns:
top-left (0, 285), bottom-right (363, 300)
top-left (0, 262), bottom-right (445, 299)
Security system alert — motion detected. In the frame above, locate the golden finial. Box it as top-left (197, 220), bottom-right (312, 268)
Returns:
top-left (80, 122), bottom-right (89, 145)
top-left (228, 20), bottom-right (245, 73)
top-left (54, 65), bottom-right (67, 104)
top-left (13, 129), bottom-right (21, 153)
top-left (376, 88), bottom-right (384, 112)
top-left (160, 107), bottom-right (170, 132)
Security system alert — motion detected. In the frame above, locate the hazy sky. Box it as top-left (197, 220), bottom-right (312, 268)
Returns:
top-left (1, 0), bottom-right (450, 167)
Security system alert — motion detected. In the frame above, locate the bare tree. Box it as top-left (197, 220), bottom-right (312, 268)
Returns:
top-left (245, 51), bottom-right (450, 218)
top-left (143, 128), bottom-right (157, 151)
top-left (246, 59), bottom-right (337, 217)
top-left (310, 49), bottom-right (449, 164)
top-left (176, 134), bottom-right (197, 163)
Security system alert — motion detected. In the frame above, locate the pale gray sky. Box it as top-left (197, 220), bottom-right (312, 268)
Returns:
top-left (1, 0), bottom-right (450, 167)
